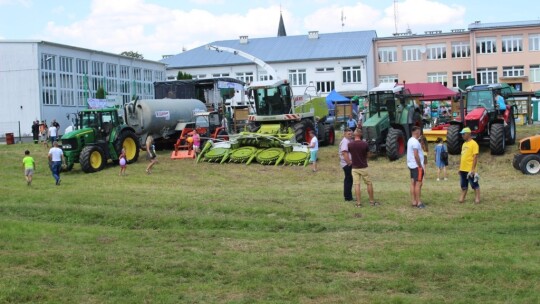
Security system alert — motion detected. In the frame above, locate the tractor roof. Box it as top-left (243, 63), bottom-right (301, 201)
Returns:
top-left (369, 83), bottom-right (403, 94)
top-left (248, 79), bottom-right (289, 90)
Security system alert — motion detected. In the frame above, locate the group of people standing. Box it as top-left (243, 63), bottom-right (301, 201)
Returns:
top-left (339, 126), bottom-right (480, 208)
top-left (31, 119), bottom-right (60, 148)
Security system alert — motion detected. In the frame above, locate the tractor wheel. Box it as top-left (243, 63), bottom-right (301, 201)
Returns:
top-left (386, 128), bottom-right (406, 161)
top-left (490, 123), bottom-right (506, 155)
top-left (80, 145), bottom-right (106, 173)
top-left (505, 109), bottom-right (516, 145)
top-left (447, 125), bottom-right (463, 155)
top-left (519, 154), bottom-right (540, 175)
top-left (293, 120), bottom-right (315, 144)
top-left (512, 154), bottom-right (525, 171)
top-left (115, 130), bottom-right (140, 164)
top-left (323, 124), bottom-right (335, 146)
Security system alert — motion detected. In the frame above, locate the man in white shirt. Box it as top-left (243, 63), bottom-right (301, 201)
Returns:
top-left (308, 130), bottom-right (318, 172)
top-left (48, 124), bottom-right (58, 144)
top-left (339, 129), bottom-right (354, 201)
top-left (48, 141), bottom-right (65, 185)
top-left (407, 126), bottom-right (425, 208)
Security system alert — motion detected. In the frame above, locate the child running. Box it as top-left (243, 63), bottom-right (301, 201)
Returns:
top-left (119, 148), bottom-right (127, 176)
top-left (22, 150), bottom-right (35, 186)
top-left (434, 137), bottom-right (448, 181)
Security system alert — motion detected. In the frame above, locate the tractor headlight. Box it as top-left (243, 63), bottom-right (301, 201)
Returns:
top-left (62, 144), bottom-right (72, 149)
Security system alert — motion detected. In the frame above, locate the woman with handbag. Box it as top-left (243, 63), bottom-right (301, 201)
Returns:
top-left (434, 137), bottom-right (448, 181)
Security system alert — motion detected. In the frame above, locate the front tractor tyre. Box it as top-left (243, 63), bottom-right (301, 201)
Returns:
top-left (505, 110), bottom-right (516, 145)
top-left (519, 154), bottom-right (540, 175)
top-left (512, 154), bottom-right (525, 171)
top-left (386, 128), bottom-right (406, 161)
top-left (80, 145), bottom-right (106, 173)
top-left (293, 120), bottom-right (315, 144)
top-left (446, 125), bottom-right (463, 155)
top-left (490, 123), bottom-right (506, 155)
top-left (115, 130), bottom-right (140, 164)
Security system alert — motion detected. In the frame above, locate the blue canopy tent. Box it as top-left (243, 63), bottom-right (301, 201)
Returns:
top-left (325, 90), bottom-right (350, 110)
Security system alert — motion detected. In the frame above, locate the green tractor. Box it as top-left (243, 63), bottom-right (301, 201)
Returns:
top-left (197, 79), bottom-right (335, 165)
top-left (61, 108), bottom-right (140, 173)
top-left (362, 83), bottom-right (423, 160)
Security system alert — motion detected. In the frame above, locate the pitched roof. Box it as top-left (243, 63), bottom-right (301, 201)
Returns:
top-left (161, 30), bottom-right (377, 69)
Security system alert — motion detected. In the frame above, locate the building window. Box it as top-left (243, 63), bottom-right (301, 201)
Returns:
top-left (77, 91), bottom-right (87, 106)
top-left (42, 89), bottom-right (57, 105)
top-left (59, 74), bottom-right (73, 89)
top-left (59, 57), bottom-right (73, 73)
top-left (133, 68), bottom-right (141, 81)
top-left (476, 37), bottom-right (497, 54)
top-left (502, 66), bottom-right (524, 77)
top-left (378, 47), bottom-right (397, 63)
top-left (42, 71), bottom-right (56, 88)
top-left (76, 59), bottom-right (88, 75)
top-left (154, 71), bottom-right (165, 81)
top-left (530, 65), bottom-right (540, 82)
top-left (144, 69), bottom-right (152, 82)
top-left (41, 54), bottom-right (56, 70)
top-left (212, 73), bottom-right (229, 78)
top-left (106, 64), bottom-right (117, 78)
top-left (288, 69), bottom-right (307, 86)
top-left (120, 66), bottom-right (130, 79)
top-left (258, 71), bottom-right (273, 81)
top-left (427, 72), bottom-right (447, 86)
top-left (236, 72), bottom-right (254, 83)
top-left (452, 71), bottom-right (472, 87)
top-left (60, 90), bottom-right (75, 106)
top-left (451, 41), bottom-right (470, 58)
top-left (379, 75), bottom-right (398, 84)
top-left (192, 74), bottom-right (207, 79)
top-left (315, 67), bottom-right (335, 72)
top-left (529, 34), bottom-right (540, 51)
top-left (92, 61), bottom-right (103, 76)
top-left (427, 44), bottom-right (447, 60)
top-left (316, 81), bottom-right (335, 93)
top-left (477, 67), bottom-right (498, 84)
top-left (402, 45), bottom-right (421, 62)
top-left (501, 35), bottom-right (523, 53)
top-left (342, 66), bottom-right (361, 83)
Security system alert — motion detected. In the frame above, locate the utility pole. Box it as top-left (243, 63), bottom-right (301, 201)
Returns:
top-left (394, 0), bottom-right (399, 34)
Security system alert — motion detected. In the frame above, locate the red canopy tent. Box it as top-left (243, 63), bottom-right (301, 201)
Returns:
top-left (403, 83), bottom-right (457, 101)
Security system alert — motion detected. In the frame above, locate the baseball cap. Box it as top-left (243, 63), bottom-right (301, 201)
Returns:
top-left (460, 127), bottom-right (472, 134)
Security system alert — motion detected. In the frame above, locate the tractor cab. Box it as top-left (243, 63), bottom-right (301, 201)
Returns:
top-left (78, 109), bottom-right (120, 141)
top-left (249, 79), bottom-right (293, 116)
top-left (193, 111), bottom-right (227, 140)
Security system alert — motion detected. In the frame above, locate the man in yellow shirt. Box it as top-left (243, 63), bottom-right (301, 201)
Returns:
top-left (22, 150), bottom-right (35, 186)
top-left (459, 128), bottom-right (480, 204)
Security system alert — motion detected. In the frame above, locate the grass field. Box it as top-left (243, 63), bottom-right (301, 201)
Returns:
top-left (1, 125), bottom-right (539, 303)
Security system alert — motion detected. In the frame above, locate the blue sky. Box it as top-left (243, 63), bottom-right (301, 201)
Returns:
top-left (1, 0), bottom-right (539, 60)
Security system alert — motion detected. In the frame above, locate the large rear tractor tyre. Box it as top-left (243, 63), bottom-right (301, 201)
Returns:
top-left (293, 120), bottom-right (315, 144)
top-left (386, 128), bottom-right (406, 161)
top-left (512, 154), bottom-right (525, 171)
top-left (447, 125), bottom-right (463, 155)
top-left (505, 109), bottom-right (516, 145)
top-left (322, 124), bottom-right (335, 146)
top-left (490, 123), bottom-right (506, 155)
top-left (115, 130), bottom-right (140, 164)
top-left (80, 145), bottom-right (106, 173)
top-left (519, 154), bottom-right (540, 175)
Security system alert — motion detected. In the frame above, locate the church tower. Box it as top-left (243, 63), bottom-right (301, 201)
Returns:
top-left (277, 11), bottom-right (287, 37)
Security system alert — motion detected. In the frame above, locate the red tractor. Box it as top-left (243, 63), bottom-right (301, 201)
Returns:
top-left (447, 83), bottom-right (516, 155)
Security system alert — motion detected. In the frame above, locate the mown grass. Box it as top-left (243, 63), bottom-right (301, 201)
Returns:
top-left (1, 125), bottom-right (539, 303)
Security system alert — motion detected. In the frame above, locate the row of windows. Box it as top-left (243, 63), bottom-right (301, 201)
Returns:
top-left (378, 33), bottom-right (540, 62)
top-left (379, 65), bottom-right (540, 86)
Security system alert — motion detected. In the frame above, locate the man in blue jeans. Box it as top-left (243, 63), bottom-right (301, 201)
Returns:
top-left (48, 141), bottom-right (65, 185)
top-left (339, 129), bottom-right (354, 201)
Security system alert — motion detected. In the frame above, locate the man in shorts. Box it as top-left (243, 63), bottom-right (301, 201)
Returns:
top-left (348, 128), bottom-right (377, 207)
top-left (22, 150), bottom-right (35, 186)
top-left (458, 127), bottom-right (480, 204)
top-left (407, 126), bottom-right (425, 208)
top-left (308, 130), bottom-right (318, 172)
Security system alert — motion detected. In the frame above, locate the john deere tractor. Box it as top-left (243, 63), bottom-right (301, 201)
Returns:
top-left (446, 83), bottom-right (516, 156)
top-left (197, 79), bottom-right (335, 165)
top-left (362, 83), bottom-right (423, 160)
top-left (61, 108), bottom-right (140, 173)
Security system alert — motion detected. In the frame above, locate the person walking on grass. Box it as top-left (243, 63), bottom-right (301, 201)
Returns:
top-left (407, 126), bottom-right (426, 209)
top-left (48, 141), bottom-right (65, 186)
top-left (434, 137), bottom-right (448, 181)
top-left (40, 122), bottom-right (49, 149)
top-left (22, 150), bottom-right (35, 186)
top-left (348, 128), bottom-right (378, 207)
top-left (458, 127), bottom-right (480, 204)
top-left (339, 128), bottom-right (354, 202)
top-left (48, 122), bottom-right (58, 145)
top-left (119, 148), bottom-right (127, 176)
top-left (145, 135), bottom-right (158, 174)
top-left (308, 130), bottom-right (318, 172)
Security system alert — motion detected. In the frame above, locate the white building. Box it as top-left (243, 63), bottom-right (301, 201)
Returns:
top-left (161, 30), bottom-right (377, 98)
top-left (0, 40), bottom-right (166, 136)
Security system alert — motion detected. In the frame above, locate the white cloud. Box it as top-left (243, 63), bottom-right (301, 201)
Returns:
top-left (0, 0), bottom-right (31, 7)
top-left (51, 5), bottom-right (65, 14)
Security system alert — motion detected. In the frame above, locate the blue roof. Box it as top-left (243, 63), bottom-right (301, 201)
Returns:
top-left (161, 30), bottom-right (377, 69)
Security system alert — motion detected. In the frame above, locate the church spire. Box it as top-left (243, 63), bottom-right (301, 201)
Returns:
top-left (277, 10), bottom-right (287, 37)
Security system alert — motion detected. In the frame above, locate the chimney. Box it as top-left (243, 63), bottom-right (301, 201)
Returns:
top-left (239, 35), bottom-right (249, 44)
top-left (308, 31), bottom-right (319, 40)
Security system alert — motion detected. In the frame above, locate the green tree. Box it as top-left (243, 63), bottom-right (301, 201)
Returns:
top-left (120, 51), bottom-right (144, 59)
top-left (177, 71), bottom-right (193, 80)
top-left (96, 86), bottom-right (106, 99)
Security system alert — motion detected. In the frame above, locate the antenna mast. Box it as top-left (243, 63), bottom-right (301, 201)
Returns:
top-left (341, 9), bottom-right (346, 31)
top-left (393, 0), bottom-right (398, 34)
